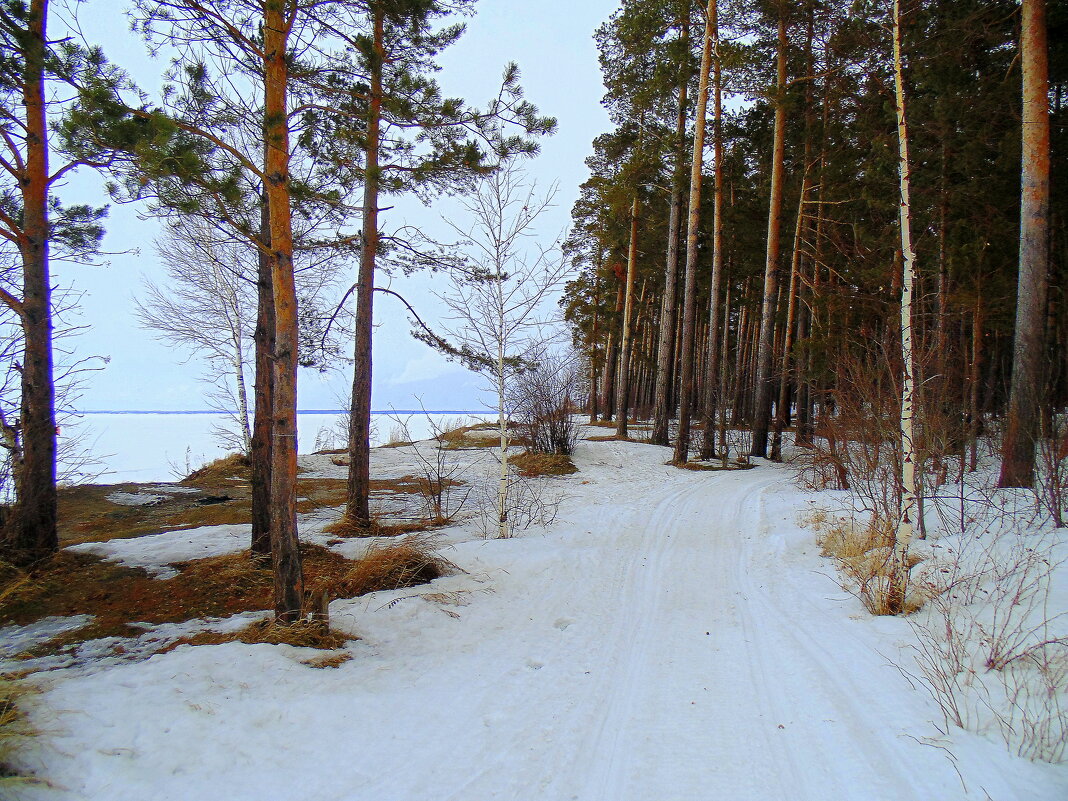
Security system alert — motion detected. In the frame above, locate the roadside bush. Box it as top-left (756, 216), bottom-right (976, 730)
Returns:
top-left (510, 348), bottom-right (581, 456)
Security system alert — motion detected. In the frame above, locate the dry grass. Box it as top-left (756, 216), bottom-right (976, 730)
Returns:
top-left (803, 509), bottom-right (924, 616)
top-left (2, 532), bottom-right (456, 662)
top-left (0, 545), bottom-right (359, 657)
top-left (509, 451), bottom-right (578, 477)
top-left (584, 434), bottom-right (652, 444)
top-left (0, 678), bottom-right (36, 784)
top-left (585, 420), bottom-right (652, 430)
top-left (322, 512), bottom-right (446, 539)
top-left (173, 619), bottom-right (351, 651)
top-left (674, 461), bottom-right (756, 472)
top-left (55, 469), bottom-right (448, 546)
top-left (334, 534), bottom-right (456, 597)
top-left (302, 651), bottom-right (354, 669)
top-left (181, 453), bottom-right (252, 486)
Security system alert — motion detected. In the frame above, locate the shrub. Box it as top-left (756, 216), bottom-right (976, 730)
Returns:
top-left (510, 348), bottom-right (581, 456)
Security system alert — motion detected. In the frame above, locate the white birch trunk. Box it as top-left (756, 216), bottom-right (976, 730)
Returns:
top-left (892, 0), bottom-right (917, 610)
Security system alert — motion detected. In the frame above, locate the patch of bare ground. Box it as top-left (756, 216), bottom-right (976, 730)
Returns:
top-left (509, 451), bottom-right (578, 477)
top-left (0, 536), bottom-right (453, 660)
top-left (674, 460), bottom-right (756, 471)
top-left (584, 434), bottom-right (655, 444)
top-left (57, 453), bottom-right (451, 545)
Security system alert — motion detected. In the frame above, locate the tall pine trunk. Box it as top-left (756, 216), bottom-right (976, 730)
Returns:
top-left (8, 0), bottom-right (57, 564)
top-left (699, 0), bottom-right (724, 461)
top-left (263, 4), bottom-right (304, 621)
top-left (651, 18), bottom-right (689, 447)
top-left (251, 189), bottom-right (274, 558)
top-left (672, 0), bottom-right (715, 465)
top-left (750, 9), bottom-right (788, 458)
top-left (999, 0), bottom-right (1050, 488)
top-left (614, 194), bottom-right (640, 438)
top-left (347, 7), bottom-right (384, 525)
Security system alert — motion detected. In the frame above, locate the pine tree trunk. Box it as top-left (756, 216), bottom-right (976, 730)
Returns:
top-left (10, 0), bottom-right (57, 564)
top-left (251, 190), bottom-right (274, 558)
top-left (770, 186), bottom-right (807, 461)
top-left (699, 0), bottom-right (724, 460)
top-left (347, 7), bottom-right (384, 525)
top-left (651, 18), bottom-right (689, 447)
top-left (999, 0), bottom-right (1050, 488)
top-left (672, 0), bottom-right (715, 465)
top-left (262, 4), bottom-right (303, 621)
top-left (750, 10), bottom-right (788, 458)
top-left (614, 195), bottom-right (640, 438)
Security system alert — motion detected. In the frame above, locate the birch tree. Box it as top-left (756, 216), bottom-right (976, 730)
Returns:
top-left (429, 162), bottom-right (569, 539)
top-left (890, 0), bottom-right (918, 613)
top-left (136, 219), bottom-right (256, 456)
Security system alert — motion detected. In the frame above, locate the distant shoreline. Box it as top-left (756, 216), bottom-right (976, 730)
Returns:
top-left (75, 410), bottom-right (486, 415)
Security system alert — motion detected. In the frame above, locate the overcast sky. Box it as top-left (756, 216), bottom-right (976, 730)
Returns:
top-left (63, 0), bottom-right (618, 413)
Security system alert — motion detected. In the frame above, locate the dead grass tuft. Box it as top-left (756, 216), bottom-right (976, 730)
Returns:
top-left (334, 534), bottom-right (456, 597)
top-left (0, 678), bottom-right (35, 783)
top-left (322, 512), bottom-right (445, 539)
top-left (509, 451), bottom-right (578, 477)
top-left (175, 619), bottom-right (351, 651)
top-left (674, 460), bottom-right (756, 472)
top-left (802, 509), bottom-right (924, 616)
top-left (182, 453), bottom-right (251, 486)
top-left (302, 652), bottom-right (354, 669)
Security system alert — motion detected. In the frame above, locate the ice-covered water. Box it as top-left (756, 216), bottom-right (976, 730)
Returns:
top-left (65, 410), bottom-right (490, 484)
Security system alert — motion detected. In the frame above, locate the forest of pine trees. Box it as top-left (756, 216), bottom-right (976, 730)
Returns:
top-left (563, 0), bottom-right (1066, 493)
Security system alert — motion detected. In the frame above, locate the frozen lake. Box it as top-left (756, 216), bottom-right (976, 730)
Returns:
top-left (64, 410), bottom-right (491, 484)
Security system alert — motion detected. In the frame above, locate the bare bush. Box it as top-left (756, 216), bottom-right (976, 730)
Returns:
top-left (899, 486), bottom-right (1068, 763)
top-left (510, 347), bottom-right (581, 456)
top-left (388, 414), bottom-right (473, 523)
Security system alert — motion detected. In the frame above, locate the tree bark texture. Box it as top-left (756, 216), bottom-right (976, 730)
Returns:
top-left (998, 0), bottom-right (1050, 488)
top-left (251, 189), bottom-right (275, 558)
top-left (10, 0), bottom-right (58, 563)
top-left (750, 10), bottom-right (788, 458)
top-left (651, 19), bottom-right (689, 447)
top-left (614, 194), bottom-right (641, 438)
top-left (263, 4), bottom-right (304, 620)
top-left (347, 6), bottom-right (384, 525)
top-left (672, 0), bottom-right (714, 465)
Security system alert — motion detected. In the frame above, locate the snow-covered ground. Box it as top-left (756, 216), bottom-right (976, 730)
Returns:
top-left (4, 430), bottom-right (1067, 800)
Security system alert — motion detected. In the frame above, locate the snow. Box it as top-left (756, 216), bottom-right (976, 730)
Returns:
top-left (104, 491), bottom-right (166, 507)
top-left (4, 431), bottom-right (1067, 800)
top-left (67, 525), bottom-right (252, 579)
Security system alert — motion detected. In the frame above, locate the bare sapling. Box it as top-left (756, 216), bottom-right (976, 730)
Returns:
top-left (429, 159), bottom-right (572, 539)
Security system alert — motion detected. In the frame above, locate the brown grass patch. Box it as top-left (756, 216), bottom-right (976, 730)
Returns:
top-left (802, 509), bottom-right (925, 616)
top-left (0, 545), bottom-right (358, 656)
top-left (586, 420), bottom-right (652, 430)
top-left (584, 434), bottom-right (651, 443)
top-left (509, 451), bottom-right (578, 477)
top-left (674, 460), bottom-right (756, 472)
top-left (303, 651), bottom-right (353, 668)
top-left (322, 513), bottom-right (445, 539)
top-left (2, 532), bottom-right (455, 661)
top-left (0, 678), bottom-right (35, 782)
top-left (335, 535), bottom-right (455, 597)
top-left (174, 619), bottom-right (351, 651)
top-left (182, 453), bottom-right (252, 486)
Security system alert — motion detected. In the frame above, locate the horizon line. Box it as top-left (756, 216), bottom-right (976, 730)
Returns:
top-left (75, 409), bottom-right (487, 415)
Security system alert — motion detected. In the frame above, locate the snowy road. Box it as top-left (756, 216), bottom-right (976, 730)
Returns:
top-left (18, 438), bottom-right (1066, 800)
